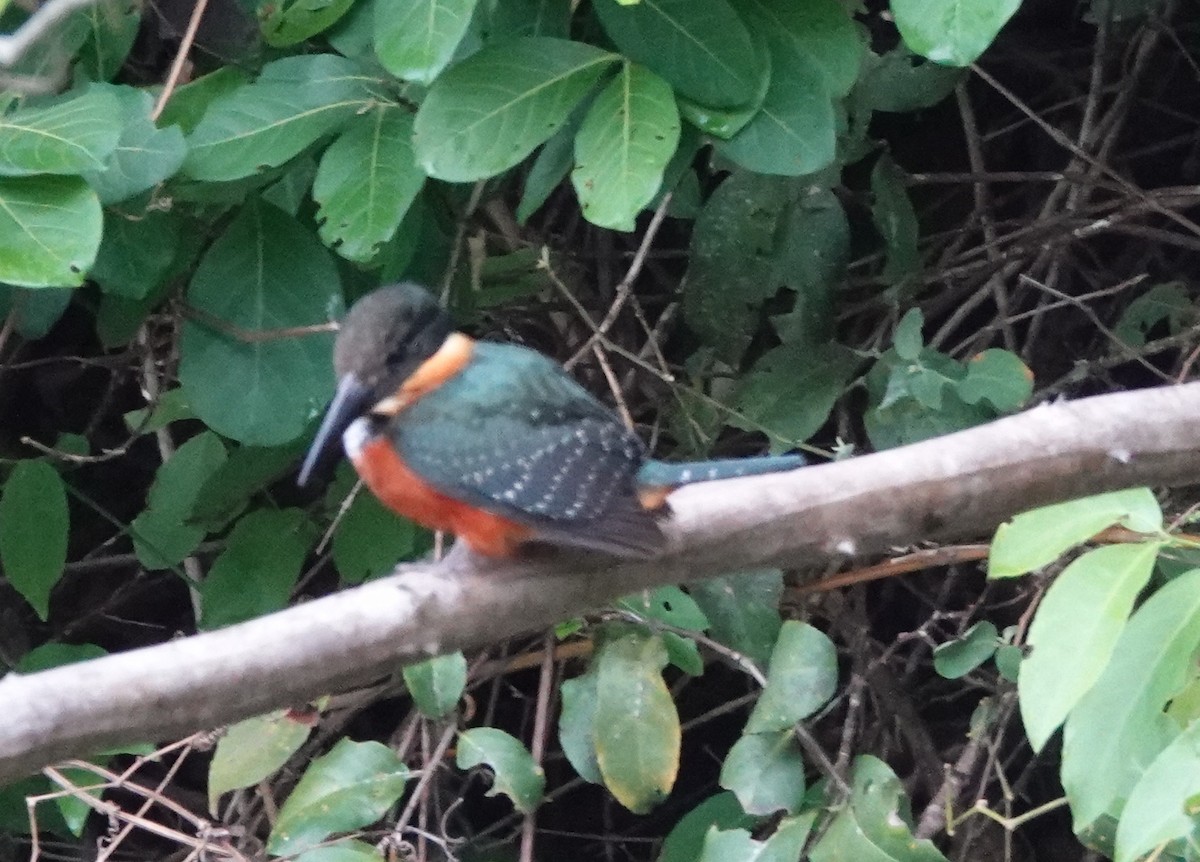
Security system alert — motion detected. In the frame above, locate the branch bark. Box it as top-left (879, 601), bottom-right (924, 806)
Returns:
top-left (2, 383), bottom-right (1199, 783)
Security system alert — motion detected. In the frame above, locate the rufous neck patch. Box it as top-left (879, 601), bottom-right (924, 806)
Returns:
top-left (371, 332), bottom-right (474, 416)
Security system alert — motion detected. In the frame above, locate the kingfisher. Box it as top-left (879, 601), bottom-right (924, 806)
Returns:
top-left (298, 283), bottom-right (806, 558)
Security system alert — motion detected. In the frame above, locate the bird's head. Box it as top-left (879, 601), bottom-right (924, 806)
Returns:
top-left (297, 283), bottom-right (453, 486)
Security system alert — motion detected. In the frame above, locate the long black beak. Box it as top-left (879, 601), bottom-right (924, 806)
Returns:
top-left (297, 374), bottom-right (372, 487)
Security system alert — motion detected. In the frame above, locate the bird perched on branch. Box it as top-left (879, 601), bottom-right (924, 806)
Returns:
top-left (298, 283), bottom-right (805, 558)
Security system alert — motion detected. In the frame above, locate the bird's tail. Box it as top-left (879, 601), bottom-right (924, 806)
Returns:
top-left (636, 454), bottom-right (807, 488)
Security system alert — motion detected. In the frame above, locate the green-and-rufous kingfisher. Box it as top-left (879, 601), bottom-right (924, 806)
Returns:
top-left (298, 283), bottom-right (805, 558)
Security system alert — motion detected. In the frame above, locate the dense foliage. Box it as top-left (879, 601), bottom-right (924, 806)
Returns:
top-left (0, 0), bottom-right (1198, 859)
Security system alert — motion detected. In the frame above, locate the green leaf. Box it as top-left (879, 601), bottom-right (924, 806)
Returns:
top-left (871, 155), bottom-right (919, 284)
top-left (77, 0), bottom-right (141, 81)
top-left (933, 620), bottom-right (998, 679)
top-left (0, 461), bottom-right (68, 619)
top-left (715, 3), bottom-right (840, 177)
top-left (989, 488), bottom-right (1162, 578)
top-left (559, 666), bottom-right (603, 783)
top-left (593, 0), bottom-right (764, 108)
top-left (1114, 720), bottom-right (1200, 862)
top-left (700, 814), bottom-right (814, 862)
top-left (0, 175), bottom-right (102, 287)
top-left (593, 624), bottom-right (680, 813)
top-left (16, 642), bottom-right (106, 672)
top-left (517, 120), bottom-right (576, 224)
top-left (414, 38), bottom-right (617, 181)
top-left (1020, 543), bottom-right (1159, 752)
top-left (856, 46), bottom-right (965, 113)
top-left (572, 63), bottom-right (680, 232)
top-left (313, 104), bottom-right (425, 263)
top-left (892, 0), bottom-right (1021, 67)
top-left (124, 388), bottom-right (194, 434)
top-left (1062, 569), bottom-right (1200, 829)
top-left (262, 0), bottom-right (356, 46)
top-left (157, 67), bottom-right (252, 135)
top-left (994, 644), bottom-right (1022, 682)
top-left (956, 349), bottom-right (1033, 412)
top-left (682, 172), bottom-right (804, 363)
top-left (456, 727), bottom-right (545, 814)
top-left (731, 343), bottom-right (855, 452)
top-left (663, 632), bottom-right (706, 676)
top-left (178, 199), bottom-right (341, 446)
top-left (810, 755), bottom-right (948, 862)
top-left (483, 0), bottom-right (571, 39)
top-left (689, 570), bottom-right (783, 665)
top-left (660, 792), bottom-right (758, 862)
top-left (294, 840), bottom-right (385, 862)
top-left (893, 308), bottom-right (923, 360)
top-left (90, 209), bottom-right (181, 299)
top-left (200, 508), bottom-right (314, 629)
top-left (269, 739), bottom-right (409, 855)
top-left (132, 431), bottom-right (227, 569)
top-left (189, 440), bottom-right (307, 530)
top-left (742, 0), bottom-right (862, 96)
top-left (208, 711), bottom-right (314, 812)
top-left (331, 492), bottom-right (419, 584)
top-left (0, 285), bottom-right (73, 338)
top-left (0, 89), bottom-right (121, 176)
top-left (1112, 282), bottom-right (1193, 349)
top-left (184, 54), bottom-right (375, 182)
top-left (403, 652), bottom-right (467, 718)
top-left (374, 0), bottom-right (478, 82)
top-left (81, 86), bottom-right (186, 204)
top-left (746, 621), bottom-right (838, 732)
top-left (619, 585), bottom-right (710, 631)
top-left (720, 730), bottom-right (806, 815)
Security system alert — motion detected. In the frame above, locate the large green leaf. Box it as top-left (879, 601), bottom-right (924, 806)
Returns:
top-left (741, 0), bottom-right (862, 96)
top-left (456, 727), bottom-right (545, 813)
top-left (414, 37), bottom-right (617, 181)
top-left (989, 488), bottom-right (1162, 578)
top-left (0, 460), bottom-right (69, 620)
top-left (403, 652), bottom-right (467, 718)
top-left (374, 0), bottom-right (479, 82)
top-left (200, 508), bottom-right (314, 629)
top-left (178, 199), bottom-right (341, 446)
top-left (262, 0), bottom-right (356, 46)
top-left (1061, 569), bottom-right (1200, 830)
top-left (0, 175), bottom-right (102, 287)
top-left (330, 483), bottom-right (421, 584)
top-left (190, 439), bottom-right (308, 531)
top-left (1019, 543), bottom-right (1159, 752)
top-left (0, 89), bottom-right (121, 176)
top-left (593, 0), bottom-right (764, 108)
top-left (76, 0), bottom-right (141, 81)
top-left (746, 621), bottom-right (838, 732)
top-left (82, 85), bottom-right (186, 204)
top-left (1114, 720), bottom-right (1200, 862)
top-left (892, 0), bottom-right (1021, 67)
top-left (208, 711), bottom-right (313, 813)
top-left (312, 104), bottom-right (424, 263)
top-left (572, 62), bottom-right (680, 231)
top-left (719, 731), bottom-right (806, 815)
top-left (269, 739), bottom-right (409, 854)
top-left (593, 624), bottom-right (680, 813)
top-left (184, 54), bottom-right (375, 181)
top-left (871, 154), bottom-right (919, 284)
top-left (689, 570), bottom-right (783, 665)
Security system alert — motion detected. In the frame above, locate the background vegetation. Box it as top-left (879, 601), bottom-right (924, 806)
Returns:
top-left (0, 0), bottom-right (1198, 859)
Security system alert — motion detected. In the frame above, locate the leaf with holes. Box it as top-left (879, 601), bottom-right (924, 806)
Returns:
top-left (456, 728), bottom-right (545, 813)
top-left (593, 624), bottom-right (680, 813)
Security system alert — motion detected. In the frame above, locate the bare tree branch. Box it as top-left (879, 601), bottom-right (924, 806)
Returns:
top-left (1, 382), bottom-right (1199, 783)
